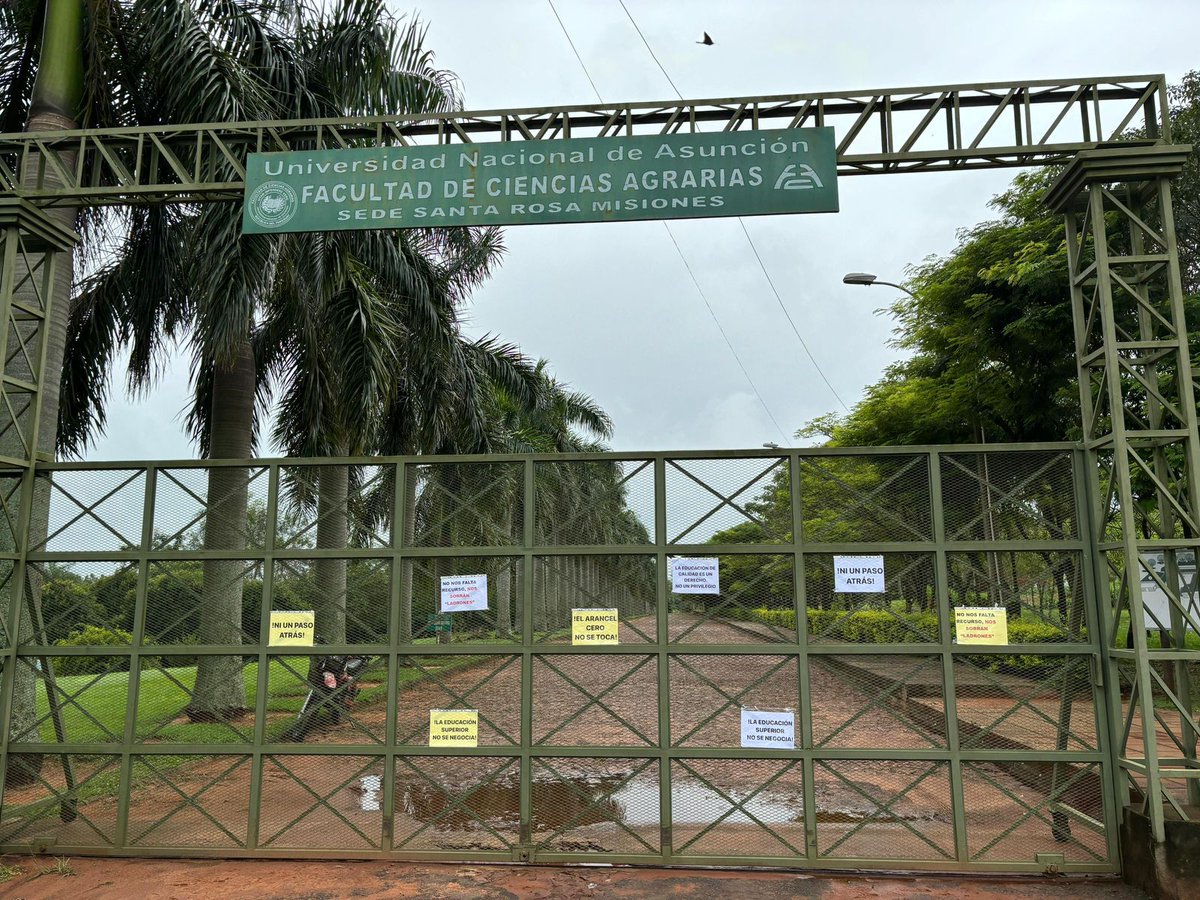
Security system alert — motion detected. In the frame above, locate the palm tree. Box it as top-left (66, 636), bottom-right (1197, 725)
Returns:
top-left (371, 327), bottom-right (541, 644)
top-left (178, 5), bottom-right (462, 720)
top-left (262, 223), bottom-right (524, 649)
top-left (0, 0), bottom-right (98, 787)
top-left (6, 2), bottom-right (468, 721)
top-left (0, 0), bottom-right (307, 757)
top-left (401, 362), bottom-right (618, 636)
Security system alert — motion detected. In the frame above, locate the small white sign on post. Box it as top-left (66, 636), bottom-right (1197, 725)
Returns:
top-left (440, 574), bottom-right (488, 613)
top-left (833, 555), bottom-right (886, 593)
top-left (670, 557), bottom-right (720, 594)
top-left (740, 709), bottom-right (795, 749)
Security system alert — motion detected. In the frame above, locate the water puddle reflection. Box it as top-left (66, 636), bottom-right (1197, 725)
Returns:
top-left (397, 773), bottom-right (822, 830)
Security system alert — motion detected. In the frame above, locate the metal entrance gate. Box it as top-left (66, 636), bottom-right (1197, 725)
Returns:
top-left (0, 445), bottom-right (1117, 871)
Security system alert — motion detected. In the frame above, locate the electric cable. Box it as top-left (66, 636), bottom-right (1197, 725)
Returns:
top-left (547, 0), bottom-right (791, 442)
top-left (662, 222), bottom-right (791, 442)
top-left (616, 0), bottom-right (850, 413)
top-left (547, 0), bottom-right (605, 105)
top-left (737, 218), bottom-right (849, 411)
top-left (616, 0), bottom-right (685, 101)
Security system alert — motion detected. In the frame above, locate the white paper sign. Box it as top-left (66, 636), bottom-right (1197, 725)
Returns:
top-left (670, 557), bottom-right (720, 594)
top-left (740, 709), bottom-right (795, 749)
top-left (440, 574), bottom-right (488, 612)
top-left (833, 555), bottom-right (886, 593)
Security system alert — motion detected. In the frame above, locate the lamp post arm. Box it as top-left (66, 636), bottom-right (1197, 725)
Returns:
top-left (870, 280), bottom-right (916, 299)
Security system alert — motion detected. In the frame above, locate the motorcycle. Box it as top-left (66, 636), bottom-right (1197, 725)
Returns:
top-left (282, 653), bottom-right (371, 742)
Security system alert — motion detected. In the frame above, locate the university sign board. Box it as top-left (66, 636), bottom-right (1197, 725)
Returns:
top-left (241, 127), bottom-right (837, 233)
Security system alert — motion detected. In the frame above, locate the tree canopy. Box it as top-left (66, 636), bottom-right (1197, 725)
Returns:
top-left (809, 71), bottom-right (1200, 450)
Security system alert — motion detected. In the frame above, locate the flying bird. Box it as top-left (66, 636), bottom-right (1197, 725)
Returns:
top-left (697, 32), bottom-right (714, 45)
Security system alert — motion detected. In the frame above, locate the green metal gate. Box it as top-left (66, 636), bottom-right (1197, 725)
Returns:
top-left (0, 444), bottom-right (1117, 871)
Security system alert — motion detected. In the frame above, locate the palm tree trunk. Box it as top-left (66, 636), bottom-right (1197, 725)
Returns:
top-left (189, 340), bottom-right (254, 721)
top-left (398, 473), bottom-right (416, 642)
top-left (314, 461), bottom-right (348, 645)
top-left (534, 560), bottom-right (548, 633)
top-left (2, 0), bottom-right (84, 788)
top-left (494, 506), bottom-right (513, 637)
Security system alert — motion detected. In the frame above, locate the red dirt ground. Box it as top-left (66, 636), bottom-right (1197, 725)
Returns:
top-left (0, 857), bottom-right (1146, 900)
top-left (0, 616), bottom-right (1112, 864)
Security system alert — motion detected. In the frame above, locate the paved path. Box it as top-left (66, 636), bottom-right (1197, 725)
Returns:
top-left (0, 856), bottom-right (1146, 899)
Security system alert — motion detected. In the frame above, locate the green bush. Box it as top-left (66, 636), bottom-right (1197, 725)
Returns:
top-left (748, 606), bottom-right (797, 630)
top-left (840, 609), bottom-right (938, 643)
top-left (1006, 620), bottom-right (1069, 643)
top-left (744, 605), bottom-right (1067, 655)
top-left (746, 606), bottom-right (939, 642)
top-left (722, 603), bottom-right (1079, 681)
top-left (52, 625), bottom-right (147, 677)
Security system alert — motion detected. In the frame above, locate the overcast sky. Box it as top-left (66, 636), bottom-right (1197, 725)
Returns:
top-left (84, 0), bottom-right (1200, 460)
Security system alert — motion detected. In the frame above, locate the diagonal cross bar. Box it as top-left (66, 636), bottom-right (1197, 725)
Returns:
top-left (673, 758), bottom-right (805, 855)
top-left (531, 757), bottom-right (659, 854)
top-left (259, 755), bottom-right (381, 848)
top-left (536, 655), bottom-right (658, 746)
top-left (819, 760), bottom-right (954, 859)
top-left (392, 757), bottom-right (519, 850)
top-left (671, 653), bottom-right (796, 747)
top-left (668, 458), bottom-right (785, 545)
top-left (128, 755), bottom-right (249, 846)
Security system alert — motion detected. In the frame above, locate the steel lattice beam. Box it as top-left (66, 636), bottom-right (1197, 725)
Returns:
top-left (1051, 145), bottom-right (1200, 842)
top-left (0, 75), bottom-right (1168, 207)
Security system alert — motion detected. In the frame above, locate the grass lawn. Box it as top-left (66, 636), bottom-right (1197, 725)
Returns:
top-left (1112, 609), bottom-right (1200, 651)
top-left (3, 651), bottom-right (487, 818)
top-left (31, 650), bottom-right (473, 746)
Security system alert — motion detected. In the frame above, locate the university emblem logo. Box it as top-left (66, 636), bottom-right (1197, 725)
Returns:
top-left (247, 181), bottom-right (298, 228)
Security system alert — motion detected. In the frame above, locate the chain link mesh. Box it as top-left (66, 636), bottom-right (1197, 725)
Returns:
top-left (0, 449), bottom-right (1114, 870)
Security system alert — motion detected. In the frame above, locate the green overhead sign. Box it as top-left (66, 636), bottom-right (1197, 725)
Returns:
top-left (241, 127), bottom-right (837, 233)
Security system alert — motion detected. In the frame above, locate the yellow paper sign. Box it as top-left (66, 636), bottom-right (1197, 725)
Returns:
top-left (954, 607), bottom-right (1009, 645)
top-left (571, 608), bottom-right (619, 645)
top-left (268, 610), bottom-right (315, 646)
top-left (429, 709), bottom-right (478, 747)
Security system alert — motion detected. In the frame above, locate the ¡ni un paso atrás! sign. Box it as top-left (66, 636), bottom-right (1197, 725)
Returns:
top-left (242, 127), bottom-right (837, 233)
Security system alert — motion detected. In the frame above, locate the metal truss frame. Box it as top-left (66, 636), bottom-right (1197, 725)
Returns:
top-left (1049, 144), bottom-right (1200, 841)
top-left (0, 72), bottom-right (1194, 857)
top-left (0, 447), bottom-right (1115, 870)
top-left (0, 75), bottom-right (1169, 207)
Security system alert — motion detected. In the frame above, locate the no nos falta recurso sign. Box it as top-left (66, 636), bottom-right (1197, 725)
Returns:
top-left (242, 127), bottom-right (838, 233)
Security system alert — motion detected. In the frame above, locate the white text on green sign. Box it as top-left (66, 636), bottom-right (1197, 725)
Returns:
top-left (242, 127), bottom-right (837, 233)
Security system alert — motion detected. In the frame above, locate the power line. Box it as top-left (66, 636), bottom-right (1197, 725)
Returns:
top-left (546, 0), bottom-right (790, 443)
top-left (547, 0), bottom-right (604, 104)
top-left (617, 0), bottom-right (685, 101)
top-left (737, 218), bottom-right (850, 412)
top-left (616, 0), bottom-right (849, 414)
top-left (662, 223), bottom-right (791, 443)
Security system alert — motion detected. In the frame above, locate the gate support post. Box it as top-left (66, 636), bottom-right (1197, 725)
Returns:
top-left (1048, 143), bottom-right (1200, 884)
top-left (0, 197), bottom-right (78, 804)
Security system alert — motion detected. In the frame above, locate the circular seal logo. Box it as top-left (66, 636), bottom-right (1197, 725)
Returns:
top-left (247, 180), bottom-right (298, 228)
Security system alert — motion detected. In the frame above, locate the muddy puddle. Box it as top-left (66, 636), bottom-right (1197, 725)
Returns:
top-left (395, 773), bottom-right (942, 830)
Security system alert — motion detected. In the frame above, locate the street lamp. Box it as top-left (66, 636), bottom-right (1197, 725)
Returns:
top-left (842, 272), bottom-right (915, 299)
top-left (762, 442), bottom-right (780, 449)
